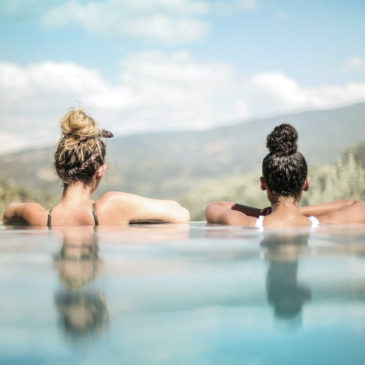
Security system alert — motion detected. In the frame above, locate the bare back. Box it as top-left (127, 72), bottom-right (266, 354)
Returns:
top-left (3, 191), bottom-right (189, 227)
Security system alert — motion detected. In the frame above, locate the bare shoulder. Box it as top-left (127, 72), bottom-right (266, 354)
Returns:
top-left (97, 191), bottom-right (147, 206)
top-left (95, 191), bottom-right (189, 224)
top-left (95, 192), bottom-right (150, 224)
top-left (23, 202), bottom-right (48, 214)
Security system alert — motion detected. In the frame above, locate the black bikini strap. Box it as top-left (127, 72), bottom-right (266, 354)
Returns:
top-left (47, 209), bottom-right (52, 228)
top-left (92, 203), bottom-right (99, 226)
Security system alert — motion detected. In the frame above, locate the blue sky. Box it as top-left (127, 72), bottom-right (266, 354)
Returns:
top-left (0, 0), bottom-right (365, 152)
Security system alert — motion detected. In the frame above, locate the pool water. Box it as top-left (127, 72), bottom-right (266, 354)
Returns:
top-left (1, 222), bottom-right (365, 364)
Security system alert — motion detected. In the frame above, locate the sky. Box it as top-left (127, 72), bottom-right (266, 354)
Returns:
top-left (0, 0), bottom-right (365, 153)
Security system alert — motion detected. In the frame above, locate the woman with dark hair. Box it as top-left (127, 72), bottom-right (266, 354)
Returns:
top-left (3, 109), bottom-right (190, 226)
top-left (205, 123), bottom-right (365, 228)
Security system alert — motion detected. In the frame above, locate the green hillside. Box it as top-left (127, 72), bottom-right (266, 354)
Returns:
top-left (0, 103), bottom-right (365, 203)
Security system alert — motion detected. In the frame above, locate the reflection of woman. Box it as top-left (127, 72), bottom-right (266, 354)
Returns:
top-left (55, 291), bottom-right (108, 338)
top-left (54, 227), bottom-right (108, 337)
top-left (3, 109), bottom-right (190, 226)
top-left (261, 234), bottom-right (311, 321)
top-left (54, 227), bottom-right (99, 289)
top-left (206, 124), bottom-right (365, 227)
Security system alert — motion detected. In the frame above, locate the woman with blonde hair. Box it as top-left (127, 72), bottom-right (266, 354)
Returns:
top-left (3, 109), bottom-right (190, 226)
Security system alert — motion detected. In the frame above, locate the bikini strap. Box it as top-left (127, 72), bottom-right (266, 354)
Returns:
top-left (47, 208), bottom-right (52, 228)
top-left (308, 216), bottom-right (320, 228)
top-left (92, 203), bottom-right (99, 226)
top-left (255, 215), bottom-right (264, 229)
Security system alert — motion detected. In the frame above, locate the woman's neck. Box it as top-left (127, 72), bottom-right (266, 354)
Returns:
top-left (271, 196), bottom-right (300, 212)
top-left (61, 182), bottom-right (94, 205)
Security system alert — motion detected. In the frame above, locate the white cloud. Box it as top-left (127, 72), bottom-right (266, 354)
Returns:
top-left (342, 57), bottom-right (365, 74)
top-left (1, 54), bottom-right (365, 153)
top-left (0, 61), bottom-right (110, 149)
top-left (0, 53), bottom-right (240, 151)
top-left (87, 51), bottom-right (239, 132)
top-left (0, 0), bottom-right (257, 44)
top-left (243, 71), bottom-right (365, 116)
top-left (40, 0), bottom-right (210, 44)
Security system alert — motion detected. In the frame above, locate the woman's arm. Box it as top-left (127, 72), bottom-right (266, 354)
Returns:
top-left (207, 201), bottom-right (265, 217)
top-left (301, 200), bottom-right (365, 224)
top-left (300, 200), bottom-right (358, 217)
top-left (98, 192), bottom-right (190, 224)
top-left (129, 198), bottom-right (190, 224)
top-left (205, 201), bottom-right (258, 226)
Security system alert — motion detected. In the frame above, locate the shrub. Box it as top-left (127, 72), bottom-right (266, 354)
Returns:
top-left (302, 152), bottom-right (365, 205)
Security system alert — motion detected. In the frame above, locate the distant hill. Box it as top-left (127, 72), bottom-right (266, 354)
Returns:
top-left (1, 102), bottom-right (364, 199)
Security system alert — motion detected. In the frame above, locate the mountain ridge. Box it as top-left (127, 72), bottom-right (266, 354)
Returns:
top-left (1, 102), bottom-right (364, 199)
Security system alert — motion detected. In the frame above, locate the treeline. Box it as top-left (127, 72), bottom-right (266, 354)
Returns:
top-left (1, 141), bottom-right (365, 222)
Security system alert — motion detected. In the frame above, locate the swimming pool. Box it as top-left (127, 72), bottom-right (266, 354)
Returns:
top-left (1, 222), bottom-right (365, 364)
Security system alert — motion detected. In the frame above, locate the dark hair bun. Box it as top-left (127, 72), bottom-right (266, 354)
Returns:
top-left (266, 123), bottom-right (298, 155)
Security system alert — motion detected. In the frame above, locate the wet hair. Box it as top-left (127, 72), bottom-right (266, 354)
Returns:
top-left (262, 124), bottom-right (307, 200)
top-left (54, 109), bottom-right (111, 185)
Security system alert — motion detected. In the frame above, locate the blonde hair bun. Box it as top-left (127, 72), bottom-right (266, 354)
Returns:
top-left (61, 109), bottom-right (99, 141)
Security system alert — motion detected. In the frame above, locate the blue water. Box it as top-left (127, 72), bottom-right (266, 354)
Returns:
top-left (1, 223), bottom-right (365, 364)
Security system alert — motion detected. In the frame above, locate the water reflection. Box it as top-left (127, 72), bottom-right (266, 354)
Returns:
top-left (261, 233), bottom-right (311, 325)
top-left (53, 227), bottom-right (108, 338)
